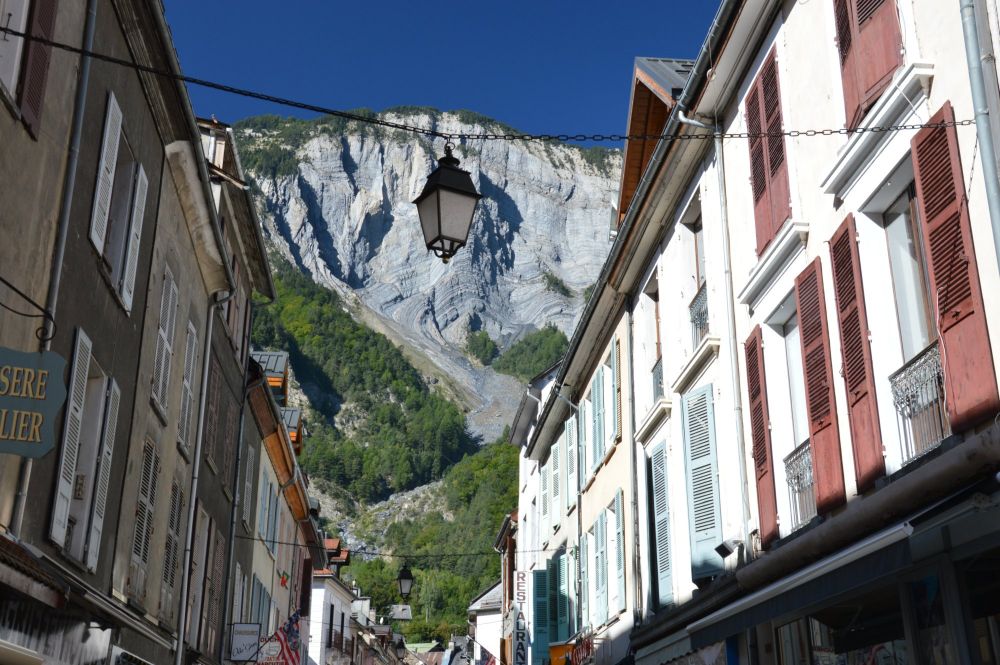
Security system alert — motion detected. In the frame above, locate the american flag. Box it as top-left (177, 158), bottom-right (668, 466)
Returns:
top-left (274, 610), bottom-right (302, 665)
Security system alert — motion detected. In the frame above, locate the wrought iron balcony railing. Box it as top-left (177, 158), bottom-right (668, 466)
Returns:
top-left (890, 342), bottom-right (950, 464)
top-left (689, 283), bottom-right (709, 349)
top-left (783, 440), bottom-right (817, 531)
top-left (652, 356), bottom-right (664, 403)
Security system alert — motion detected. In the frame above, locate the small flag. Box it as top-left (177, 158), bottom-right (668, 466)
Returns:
top-left (279, 570), bottom-right (290, 588)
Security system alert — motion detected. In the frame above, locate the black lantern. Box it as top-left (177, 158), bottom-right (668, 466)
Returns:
top-left (413, 143), bottom-right (482, 263)
top-left (397, 565), bottom-right (414, 599)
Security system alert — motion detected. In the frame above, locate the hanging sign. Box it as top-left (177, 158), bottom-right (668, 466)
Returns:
top-left (511, 601), bottom-right (528, 665)
top-left (0, 348), bottom-right (66, 458)
top-left (231, 623), bottom-right (262, 662)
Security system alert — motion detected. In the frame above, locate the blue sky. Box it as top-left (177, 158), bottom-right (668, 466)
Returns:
top-left (164, 2), bottom-right (719, 138)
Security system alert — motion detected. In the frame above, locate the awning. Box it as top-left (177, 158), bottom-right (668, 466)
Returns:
top-left (687, 523), bottom-right (913, 648)
top-left (0, 535), bottom-right (67, 608)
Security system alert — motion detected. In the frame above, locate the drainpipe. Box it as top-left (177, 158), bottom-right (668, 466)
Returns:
top-left (677, 109), bottom-right (753, 557)
top-left (960, 0), bottom-right (1000, 271)
top-left (219, 308), bottom-right (260, 664)
top-left (11, 0), bottom-right (98, 537)
top-left (625, 298), bottom-right (643, 625)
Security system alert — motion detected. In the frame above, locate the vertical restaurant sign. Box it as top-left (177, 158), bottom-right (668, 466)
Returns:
top-left (512, 572), bottom-right (528, 665)
top-left (0, 348), bottom-right (67, 458)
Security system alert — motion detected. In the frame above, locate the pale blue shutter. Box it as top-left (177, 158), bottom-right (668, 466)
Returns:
top-left (540, 461), bottom-right (549, 530)
top-left (532, 569), bottom-right (549, 665)
top-left (564, 419), bottom-right (576, 509)
top-left (682, 385), bottom-right (724, 579)
top-left (595, 512), bottom-right (608, 626)
top-left (557, 553), bottom-right (569, 641)
top-left (591, 369), bottom-right (604, 471)
top-left (614, 489), bottom-right (625, 613)
top-left (577, 402), bottom-right (588, 488)
top-left (651, 442), bottom-right (673, 606)
top-left (547, 558), bottom-right (557, 639)
top-left (610, 339), bottom-right (620, 443)
top-left (579, 535), bottom-right (589, 629)
top-left (551, 441), bottom-right (561, 521)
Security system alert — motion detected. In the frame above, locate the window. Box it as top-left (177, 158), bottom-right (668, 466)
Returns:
top-left (1, 0), bottom-right (55, 135)
top-left (151, 269), bottom-right (179, 411)
top-left (49, 328), bottom-right (121, 572)
top-left (883, 185), bottom-right (935, 362)
top-left (833, 0), bottom-right (903, 129)
top-left (0, 0), bottom-right (31, 97)
top-left (681, 385), bottom-right (724, 580)
top-left (692, 218), bottom-right (706, 287)
top-left (89, 93), bottom-right (148, 311)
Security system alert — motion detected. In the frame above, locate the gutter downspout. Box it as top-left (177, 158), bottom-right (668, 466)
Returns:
top-left (626, 298), bottom-right (643, 624)
top-left (677, 109), bottom-right (752, 559)
top-left (11, 0), bottom-right (98, 536)
top-left (219, 316), bottom-right (261, 664)
top-left (961, 0), bottom-right (1000, 270)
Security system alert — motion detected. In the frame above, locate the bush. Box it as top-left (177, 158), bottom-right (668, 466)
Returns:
top-left (466, 330), bottom-right (498, 365)
top-left (493, 325), bottom-right (569, 381)
top-left (543, 271), bottom-right (572, 297)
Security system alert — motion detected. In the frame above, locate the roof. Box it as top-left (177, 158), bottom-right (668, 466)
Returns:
top-left (0, 535), bottom-right (68, 607)
top-left (408, 642), bottom-right (445, 654)
top-left (634, 57), bottom-right (694, 103)
top-left (468, 581), bottom-right (502, 613)
top-left (252, 350), bottom-right (289, 377)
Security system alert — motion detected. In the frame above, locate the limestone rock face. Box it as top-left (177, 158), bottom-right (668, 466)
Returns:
top-left (239, 110), bottom-right (621, 441)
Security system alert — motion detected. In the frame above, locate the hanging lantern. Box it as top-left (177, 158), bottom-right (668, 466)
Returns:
top-left (396, 564), bottom-right (414, 599)
top-left (413, 142), bottom-right (481, 263)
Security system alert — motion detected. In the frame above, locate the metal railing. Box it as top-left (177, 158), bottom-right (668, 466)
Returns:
top-left (689, 283), bottom-right (709, 348)
top-left (652, 356), bottom-right (664, 402)
top-left (783, 440), bottom-right (817, 530)
top-left (890, 342), bottom-right (950, 464)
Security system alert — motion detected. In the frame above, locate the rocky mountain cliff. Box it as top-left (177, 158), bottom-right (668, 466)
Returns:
top-left (236, 109), bottom-right (621, 440)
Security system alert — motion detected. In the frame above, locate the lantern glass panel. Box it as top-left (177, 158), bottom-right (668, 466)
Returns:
top-left (439, 188), bottom-right (477, 243)
top-left (417, 193), bottom-right (441, 246)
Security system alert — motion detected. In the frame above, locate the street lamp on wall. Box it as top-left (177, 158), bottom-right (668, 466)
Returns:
top-left (413, 143), bottom-right (482, 263)
top-left (397, 565), bottom-right (414, 600)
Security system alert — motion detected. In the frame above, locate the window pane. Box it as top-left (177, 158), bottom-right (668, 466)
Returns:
top-left (783, 315), bottom-right (809, 446)
top-left (104, 139), bottom-right (137, 285)
top-left (909, 574), bottom-right (957, 664)
top-left (885, 190), bottom-right (932, 361)
top-left (960, 547), bottom-right (1000, 665)
top-left (693, 219), bottom-right (706, 286)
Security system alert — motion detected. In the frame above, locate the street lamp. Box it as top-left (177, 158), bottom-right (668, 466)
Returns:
top-left (413, 142), bottom-right (482, 263)
top-left (396, 565), bottom-right (414, 600)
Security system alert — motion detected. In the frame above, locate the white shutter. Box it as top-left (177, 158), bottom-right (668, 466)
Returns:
top-left (90, 92), bottom-right (122, 252)
top-left (591, 369), bottom-right (604, 471)
top-left (130, 442), bottom-right (159, 604)
top-left (152, 268), bottom-right (178, 407)
top-left (120, 164), bottom-right (148, 311)
top-left (233, 561), bottom-right (244, 623)
top-left (161, 480), bottom-right (183, 623)
top-left (578, 401), bottom-right (588, 486)
top-left (540, 461), bottom-right (549, 528)
top-left (243, 445), bottom-right (255, 525)
top-left (258, 476), bottom-right (268, 537)
top-left (564, 420), bottom-right (576, 509)
top-left (51, 328), bottom-right (92, 547)
top-left (579, 533), bottom-right (589, 629)
top-left (614, 489), bottom-right (625, 613)
top-left (86, 379), bottom-right (120, 572)
top-left (178, 322), bottom-right (198, 449)
top-left (550, 441), bottom-right (560, 526)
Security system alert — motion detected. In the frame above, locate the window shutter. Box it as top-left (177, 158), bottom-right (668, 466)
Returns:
top-left (244, 445), bottom-right (255, 525)
top-left (612, 338), bottom-right (622, 443)
top-left (854, 0), bottom-right (903, 109)
top-left (557, 553), bottom-right (569, 641)
top-left (834, 0), bottom-right (862, 128)
top-left (258, 478), bottom-right (268, 538)
top-left (682, 385), bottom-right (724, 579)
top-left (546, 557), bottom-right (558, 639)
top-left (795, 259), bottom-right (846, 512)
top-left (85, 378), bottom-right (120, 572)
top-left (829, 215), bottom-right (884, 491)
top-left (614, 489), bottom-right (625, 613)
top-left (152, 268), bottom-right (178, 407)
top-left (577, 403), bottom-right (587, 487)
top-left (551, 441), bottom-right (560, 522)
top-left (746, 83), bottom-right (771, 255)
top-left (650, 442), bottom-right (672, 606)
top-left (912, 101), bottom-right (1000, 430)
top-left (531, 569), bottom-right (549, 665)
top-left (120, 164), bottom-right (148, 311)
top-left (595, 512), bottom-right (608, 625)
top-left (591, 368), bottom-right (604, 469)
top-left (540, 460), bottom-right (549, 527)
top-left (178, 322), bottom-right (198, 450)
top-left (51, 327), bottom-right (92, 547)
top-left (564, 419), bottom-right (576, 508)
top-left (17, 0), bottom-right (57, 137)
top-left (130, 442), bottom-right (160, 605)
top-left (745, 327), bottom-right (778, 547)
top-left (232, 561), bottom-right (244, 624)
top-left (207, 528), bottom-right (226, 653)
top-left (90, 93), bottom-right (122, 252)
top-left (579, 533), bottom-right (589, 629)
top-left (747, 50), bottom-right (791, 256)
top-left (161, 481), bottom-right (183, 624)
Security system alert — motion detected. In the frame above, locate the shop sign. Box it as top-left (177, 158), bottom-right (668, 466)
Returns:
top-left (570, 634), bottom-right (593, 665)
top-left (257, 638), bottom-right (284, 663)
top-left (512, 601), bottom-right (528, 665)
top-left (0, 347), bottom-right (66, 458)
top-left (231, 623), bottom-right (261, 662)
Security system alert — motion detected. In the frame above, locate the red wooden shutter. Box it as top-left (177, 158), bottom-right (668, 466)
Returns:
top-left (18, 0), bottom-right (58, 137)
top-left (761, 53), bottom-right (791, 238)
top-left (746, 83), bottom-right (772, 255)
top-left (854, 0), bottom-right (902, 107)
top-left (834, 0), bottom-right (862, 129)
top-left (829, 215), bottom-right (884, 491)
top-left (912, 101), bottom-right (1000, 430)
top-left (795, 258), bottom-right (845, 513)
top-left (745, 326), bottom-right (778, 547)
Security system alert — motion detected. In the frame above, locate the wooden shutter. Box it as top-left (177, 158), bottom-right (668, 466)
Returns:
top-left (591, 368), bottom-right (604, 469)
top-left (795, 259), bottom-right (846, 512)
top-left (51, 327), bottom-right (91, 546)
top-left (836, 0), bottom-right (903, 128)
top-left (745, 327), bottom-right (778, 547)
top-left (17, 0), bottom-right (57, 137)
top-left (551, 441), bottom-right (561, 520)
top-left (912, 102), bottom-right (1000, 430)
top-left (650, 442), bottom-right (672, 606)
top-left (682, 385), bottom-right (724, 579)
top-left (614, 489), bottom-right (625, 613)
top-left (130, 442), bottom-right (159, 605)
top-left (612, 338), bottom-right (622, 443)
top-left (746, 49), bottom-right (791, 255)
top-left (243, 445), bottom-right (255, 525)
top-left (90, 93), bottom-right (122, 252)
top-left (178, 322), bottom-right (198, 450)
top-left (152, 268), bottom-right (178, 407)
top-left (564, 419), bottom-right (576, 506)
top-left (579, 533), bottom-right (589, 629)
top-left (829, 215), bottom-right (884, 491)
top-left (120, 164), bottom-right (148, 311)
top-left (834, 0), bottom-right (862, 129)
top-left (531, 569), bottom-right (549, 665)
top-left (161, 481), bottom-right (183, 623)
top-left (594, 512), bottom-right (608, 625)
top-left (86, 378), bottom-right (120, 572)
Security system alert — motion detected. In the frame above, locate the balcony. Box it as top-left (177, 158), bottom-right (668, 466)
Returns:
top-left (689, 282), bottom-right (709, 348)
top-left (652, 356), bottom-right (664, 403)
top-left (889, 342), bottom-right (950, 464)
top-left (784, 440), bottom-right (817, 531)
top-left (329, 630), bottom-right (344, 651)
